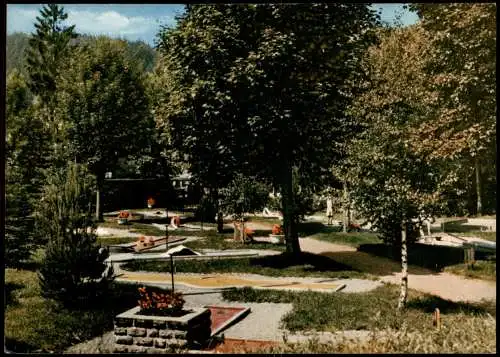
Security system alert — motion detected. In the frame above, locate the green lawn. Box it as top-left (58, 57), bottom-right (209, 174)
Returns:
top-left (311, 231), bottom-right (381, 247)
top-left (258, 315), bottom-right (496, 353)
top-left (444, 260), bottom-right (496, 281)
top-left (458, 231), bottom-right (496, 242)
top-left (96, 236), bottom-right (138, 246)
top-left (98, 220), bottom-right (165, 236)
top-left (181, 230), bottom-right (286, 252)
top-left (5, 269), bottom-right (144, 353)
top-left (296, 221), bottom-right (382, 247)
top-left (222, 284), bottom-right (495, 333)
top-left (122, 251), bottom-right (372, 280)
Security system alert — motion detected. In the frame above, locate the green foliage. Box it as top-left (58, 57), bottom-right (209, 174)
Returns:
top-left (409, 4), bottom-right (496, 160)
top-left (57, 37), bottom-right (154, 181)
top-left (408, 4), bottom-right (496, 215)
top-left (156, 4), bottom-right (379, 254)
top-left (37, 163), bottom-right (114, 306)
top-left (195, 193), bottom-right (218, 223)
top-left (5, 269), bottom-right (145, 353)
top-left (25, 4), bottom-right (77, 99)
top-left (5, 72), bottom-right (51, 267)
top-left (220, 173), bottom-right (270, 220)
top-left (6, 32), bottom-right (30, 77)
top-left (345, 25), bottom-right (451, 245)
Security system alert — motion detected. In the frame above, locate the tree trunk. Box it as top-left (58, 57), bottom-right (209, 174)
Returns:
top-left (475, 157), bottom-right (482, 216)
top-left (281, 161), bottom-right (301, 255)
top-left (343, 182), bottom-right (349, 233)
top-left (217, 211), bottom-right (224, 233)
top-left (95, 178), bottom-right (104, 222)
top-left (240, 219), bottom-right (245, 243)
top-left (233, 222), bottom-right (239, 241)
top-left (398, 221), bottom-right (408, 309)
top-left (96, 186), bottom-right (101, 221)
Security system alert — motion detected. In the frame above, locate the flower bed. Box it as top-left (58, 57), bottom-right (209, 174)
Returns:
top-left (118, 211), bottom-right (130, 225)
top-left (114, 287), bottom-right (211, 352)
top-left (113, 306), bottom-right (211, 353)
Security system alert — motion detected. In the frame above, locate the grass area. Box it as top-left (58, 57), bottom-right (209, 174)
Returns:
top-left (222, 284), bottom-right (496, 334)
top-left (96, 236), bottom-right (138, 246)
top-left (257, 315), bottom-right (496, 353)
top-left (458, 231), bottom-right (496, 242)
top-left (296, 222), bottom-right (381, 247)
top-left (180, 230), bottom-right (286, 252)
top-left (122, 251), bottom-right (372, 280)
top-left (5, 269), bottom-right (146, 353)
top-left (98, 220), bottom-right (165, 236)
top-left (311, 230), bottom-right (381, 248)
top-left (444, 260), bottom-right (496, 281)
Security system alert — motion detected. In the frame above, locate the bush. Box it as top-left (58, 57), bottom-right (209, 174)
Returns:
top-left (37, 163), bottom-right (114, 307)
top-left (220, 173), bottom-right (270, 220)
top-left (195, 194), bottom-right (218, 222)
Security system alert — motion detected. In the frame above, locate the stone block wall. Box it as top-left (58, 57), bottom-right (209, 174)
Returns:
top-left (114, 307), bottom-right (211, 353)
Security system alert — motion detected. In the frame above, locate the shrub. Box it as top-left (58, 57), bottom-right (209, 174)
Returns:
top-left (220, 173), bottom-right (270, 221)
top-left (37, 163), bottom-right (114, 307)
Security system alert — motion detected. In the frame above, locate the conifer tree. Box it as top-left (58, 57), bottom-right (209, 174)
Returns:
top-left (37, 163), bottom-right (113, 306)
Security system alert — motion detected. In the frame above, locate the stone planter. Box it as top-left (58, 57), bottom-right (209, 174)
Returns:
top-left (114, 306), bottom-right (211, 353)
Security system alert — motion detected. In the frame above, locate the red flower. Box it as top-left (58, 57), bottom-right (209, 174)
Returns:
top-left (118, 211), bottom-right (130, 218)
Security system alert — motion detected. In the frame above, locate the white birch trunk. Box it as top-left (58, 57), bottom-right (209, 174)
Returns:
top-left (96, 187), bottom-right (101, 221)
top-left (475, 157), bottom-right (482, 216)
top-left (398, 221), bottom-right (408, 309)
top-left (343, 182), bottom-right (348, 233)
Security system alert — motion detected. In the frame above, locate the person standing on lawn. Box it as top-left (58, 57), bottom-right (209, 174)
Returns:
top-left (326, 196), bottom-right (334, 225)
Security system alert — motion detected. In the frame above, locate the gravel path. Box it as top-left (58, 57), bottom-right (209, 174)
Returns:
top-left (380, 271), bottom-right (496, 303)
top-left (299, 237), bottom-right (496, 303)
top-left (64, 282), bottom-right (293, 353)
top-left (299, 237), bottom-right (356, 253)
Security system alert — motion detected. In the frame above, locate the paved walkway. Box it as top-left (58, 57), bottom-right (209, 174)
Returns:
top-left (298, 237), bottom-right (496, 303)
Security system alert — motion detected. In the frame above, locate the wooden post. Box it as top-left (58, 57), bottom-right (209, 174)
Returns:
top-left (433, 308), bottom-right (441, 330)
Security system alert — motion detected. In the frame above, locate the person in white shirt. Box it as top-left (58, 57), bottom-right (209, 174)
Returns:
top-left (326, 196), bottom-right (334, 225)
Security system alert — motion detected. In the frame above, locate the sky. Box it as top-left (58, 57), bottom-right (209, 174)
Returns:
top-left (7, 3), bottom-right (419, 46)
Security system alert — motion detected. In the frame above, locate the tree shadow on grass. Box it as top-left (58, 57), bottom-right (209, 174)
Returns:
top-left (407, 294), bottom-right (496, 317)
top-left (358, 243), bottom-right (486, 272)
top-left (5, 282), bottom-right (24, 307)
top-left (298, 222), bottom-right (339, 236)
top-left (4, 337), bottom-right (39, 353)
top-left (319, 251), bottom-right (433, 276)
top-left (249, 251), bottom-right (360, 274)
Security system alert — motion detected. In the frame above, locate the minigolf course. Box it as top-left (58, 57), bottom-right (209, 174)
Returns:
top-left (116, 271), bottom-right (346, 292)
